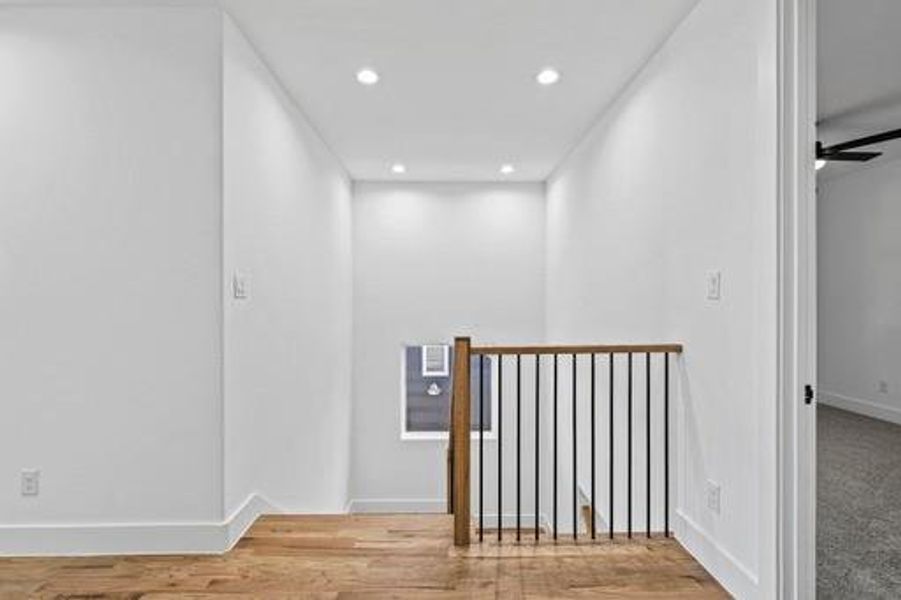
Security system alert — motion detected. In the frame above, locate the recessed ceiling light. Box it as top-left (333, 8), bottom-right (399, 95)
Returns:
top-left (356, 68), bottom-right (380, 85)
top-left (536, 68), bottom-right (561, 86)
top-left (391, 163), bottom-right (406, 174)
top-left (500, 164), bottom-right (515, 175)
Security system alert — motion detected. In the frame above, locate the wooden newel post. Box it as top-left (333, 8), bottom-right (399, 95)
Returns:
top-left (451, 336), bottom-right (471, 546)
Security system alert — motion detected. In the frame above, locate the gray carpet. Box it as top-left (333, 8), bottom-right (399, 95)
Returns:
top-left (818, 405), bottom-right (901, 598)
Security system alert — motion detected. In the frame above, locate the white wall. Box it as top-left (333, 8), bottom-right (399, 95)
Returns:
top-left (546, 0), bottom-right (778, 596)
top-left (818, 162), bottom-right (901, 423)
top-left (0, 5), bottom-right (224, 533)
top-left (0, 6), bottom-right (354, 555)
top-left (222, 17), bottom-right (353, 516)
top-left (0, 2), bottom-right (783, 576)
top-left (350, 182), bottom-right (545, 512)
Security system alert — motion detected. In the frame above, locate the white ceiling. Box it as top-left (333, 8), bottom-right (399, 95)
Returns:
top-left (222, 0), bottom-right (699, 181)
top-left (818, 0), bottom-right (901, 178)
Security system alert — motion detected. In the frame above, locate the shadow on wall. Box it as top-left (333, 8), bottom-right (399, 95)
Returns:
top-left (677, 355), bottom-right (709, 528)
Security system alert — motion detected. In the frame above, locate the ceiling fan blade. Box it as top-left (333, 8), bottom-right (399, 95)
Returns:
top-left (820, 151), bottom-right (882, 162)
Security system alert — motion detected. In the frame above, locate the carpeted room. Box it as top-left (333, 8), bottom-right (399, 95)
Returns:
top-left (816, 2), bottom-right (901, 595)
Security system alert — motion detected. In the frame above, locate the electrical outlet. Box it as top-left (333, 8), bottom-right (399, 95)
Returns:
top-left (706, 270), bottom-right (722, 301)
top-left (21, 469), bottom-right (40, 497)
top-left (706, 480), bottom-right (721, 514)
top-left (879, 380), bottom-right (889, 394)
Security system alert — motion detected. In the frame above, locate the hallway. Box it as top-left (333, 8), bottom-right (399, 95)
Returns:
top-left (0, 0), bottom-right (796, 596)
top-left (0, 514), bottom-right (726, 598)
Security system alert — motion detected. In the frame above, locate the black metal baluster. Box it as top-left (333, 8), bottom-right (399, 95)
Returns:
top-left (535, 354), bottom-right (540, 541)
top-left (627, 352), bottom-right (633, 539)
top-left (498, 355), bottom-right (503, 541)
top-left (517, 354), bottom-right (522, 542)
top-left (646, 352), bottom-right (651, 538)
top-left (609, 353), bottom-right (614, 540)
top-left (479, 355), bottom-right (484, 542)
top-left (572, 353), bottom-right (577, 541)
top-left (591, 353), bottom-right (596, 540)
top-left (553, 354), bottom-right (558, 540)
top-left (664, 352), bottom-right (670, 537)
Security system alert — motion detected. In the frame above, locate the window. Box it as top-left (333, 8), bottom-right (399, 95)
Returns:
top-left (401, 344), bottom-right (494, 440)
top-left (421, 345), bottom-right (450, 377)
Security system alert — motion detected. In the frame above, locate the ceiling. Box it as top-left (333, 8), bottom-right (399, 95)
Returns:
top-left (818, 0), bottom-right (901, 178)
top-left (222, 0), bottom-right (699, 181)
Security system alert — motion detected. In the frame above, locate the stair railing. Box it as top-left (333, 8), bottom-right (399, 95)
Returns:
top-left (447, 337), bottom-right (683, 546)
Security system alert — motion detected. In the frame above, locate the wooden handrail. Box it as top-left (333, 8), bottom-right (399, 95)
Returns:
top-left (446, 439), bottom-right (454, 515)
top-left (450, 337), bottom-right (471, 546)
top-left (448, 339), bottom-right (682, 547)
top-left (470, 343), bottom-right (683, 356)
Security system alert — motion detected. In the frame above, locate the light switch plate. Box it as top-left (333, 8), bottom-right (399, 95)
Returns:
top-left (706, 270), bottom-right (722, 301)
top-left (21, 469), bottom-right (39, 497)
top-left (233, 271), bottom-right (249, 300)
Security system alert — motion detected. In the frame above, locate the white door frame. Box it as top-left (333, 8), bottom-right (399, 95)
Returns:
top-left (777, 0), bottom-right (817, 597)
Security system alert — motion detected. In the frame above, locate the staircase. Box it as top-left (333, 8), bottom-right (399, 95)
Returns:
top-left (447, 337), bottom-right (682, 546)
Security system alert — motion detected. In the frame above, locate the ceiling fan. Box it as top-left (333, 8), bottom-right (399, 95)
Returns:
top-left (816, 127), bottom-right (901, 169)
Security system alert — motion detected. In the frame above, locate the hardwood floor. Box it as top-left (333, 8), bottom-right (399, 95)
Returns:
top-left (0, 514), bottom-right (728, 598)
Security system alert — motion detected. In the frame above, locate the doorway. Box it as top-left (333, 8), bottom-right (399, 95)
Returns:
top-left (815, 0), bottom-right (901, 596)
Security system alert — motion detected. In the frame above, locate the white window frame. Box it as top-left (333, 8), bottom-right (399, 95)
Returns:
top-left (400, 345), bottom-right (498, 441)
top-left (421, 344), bottom-right (450, 377)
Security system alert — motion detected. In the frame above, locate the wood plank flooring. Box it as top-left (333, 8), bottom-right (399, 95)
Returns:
top-left (0, 514), bottom-right (728, 598)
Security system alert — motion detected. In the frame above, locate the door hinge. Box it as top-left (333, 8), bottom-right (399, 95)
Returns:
top-left (804, 384), bottom-right (815, 405)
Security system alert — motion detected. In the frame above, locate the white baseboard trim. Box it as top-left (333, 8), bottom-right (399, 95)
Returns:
top-left (347, 498), bottom-right (446, 513)
top-left (0, 493), bottom-right (275, 557)
top-left (224, 493), bottom-right (276, 551)
top-left (674, 510), bottom-right (757, 599)
top-left (819, 390), bottom-right (901, 425)
top-left (577, 484), bottom-right (609, 532)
